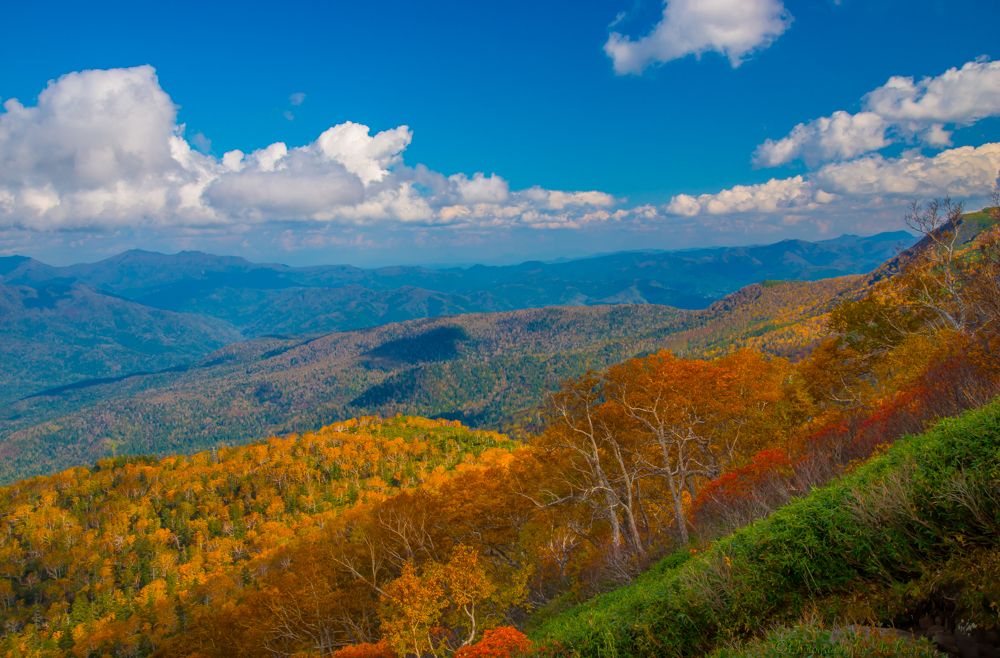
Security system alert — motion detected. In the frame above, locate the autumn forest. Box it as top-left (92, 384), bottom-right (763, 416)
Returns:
top-left (3, 196), bottom-right (1000, 658)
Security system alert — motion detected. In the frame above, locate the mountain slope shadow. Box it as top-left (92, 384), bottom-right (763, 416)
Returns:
top-left (350, 366), bottom-right (426, 407)
top-left (361, 325), bottom-right (471, 369)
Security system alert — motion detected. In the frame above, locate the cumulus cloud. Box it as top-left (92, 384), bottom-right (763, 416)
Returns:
top-left (315, 121), bottom-right (411, 186)
top-left (0, 65), bottom-right (188, 228)
top-left (0, 66), bottom-right (622, 233)
top-left (665, 176), bottom-right (814, 216)
top-left (3, 64), bottom-right (998, 249)
top-left (756, 59), bottom-right (1000, 167)
top-left (449, 172), bottom-right (510, 205)
top-left (753, 111), bottom-right (889, 168)
top-left (203, 148), bottom-right (365, 219)
top-left (520, 187), bottom-right (617, 210)
top-left (865, 58), bottom-right (1000, 144)
top-left (812, 142), bottom-right (1000, 199)
top-left (605, 0), bottom-right (791, 75)
top-left (670, 142), bottom-right (1000, 218)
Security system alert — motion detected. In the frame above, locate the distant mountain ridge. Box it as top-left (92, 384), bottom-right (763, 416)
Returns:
top-left (0, 231), bottom-right (915, 405)
top-left (4, 230), bottom-right (915, 311)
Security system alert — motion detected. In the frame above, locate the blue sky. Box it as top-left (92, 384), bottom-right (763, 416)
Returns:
top-left (2, 0), bottom-right (1000, 266)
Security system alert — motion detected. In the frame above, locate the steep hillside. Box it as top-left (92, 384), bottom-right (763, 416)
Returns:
top-left (531, 398), bottom-right (1000, 657)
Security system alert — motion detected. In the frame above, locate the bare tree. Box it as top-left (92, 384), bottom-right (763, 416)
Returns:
top-left (611, 372), bottom-right (722, 546)
top-left (900, 190), bottom-right (1000, 338)
top-left (901, 197), bottom-right (971, 331)
top-left (533, 376), bottom-right (648, 557)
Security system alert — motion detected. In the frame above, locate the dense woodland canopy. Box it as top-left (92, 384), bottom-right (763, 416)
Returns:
top-left (1, 198), bottom-right (999, 658)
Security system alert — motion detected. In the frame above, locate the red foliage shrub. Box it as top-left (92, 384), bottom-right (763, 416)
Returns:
top-left (693, 350), bottom-right (1000, 536)
top-left (801, 352), bottom-right (999, 470)
top-left (695, 449), bottom-right (796, 507)
top-left (692, 449), bottom-right (800, 530)
top-left (454, 627), bottom-right (532, 658)
top-left (331, 641), bottom-right (397, 658)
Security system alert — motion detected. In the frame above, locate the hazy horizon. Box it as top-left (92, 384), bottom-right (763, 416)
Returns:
top-left (5, 228), bottom-right (918, 270)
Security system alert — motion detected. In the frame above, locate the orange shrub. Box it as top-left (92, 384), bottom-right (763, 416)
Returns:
top-left (331, 641), bottom-right (397, 658)
top-left (454, 627), bottom-right (532, 658)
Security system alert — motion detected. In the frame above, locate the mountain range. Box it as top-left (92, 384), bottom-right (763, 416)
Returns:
top-left (0, 231), bottom-right (914, 405)
top-left (0, 230), bottom-right (926, 483)
top-left (1, 274), bottom-right (866, 483)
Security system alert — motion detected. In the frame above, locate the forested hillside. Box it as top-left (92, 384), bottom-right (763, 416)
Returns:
top-left (0, 416), bottom-right (520, 657)
top-left (0, 305), bottom-right (683, 483)
top-left (0, 284), bottom-right (240, 406)
top-left (0, 232), bottom-right (912, 403)
top-left (1, 201), bottom-right (998, 658)
top-left (1, 271), bottom-right (869, 485)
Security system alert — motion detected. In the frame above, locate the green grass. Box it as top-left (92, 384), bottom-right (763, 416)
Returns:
top-left (709, 620), bottom-right (938, 658)
top-left (531, 396), bottom-right (1000, 657)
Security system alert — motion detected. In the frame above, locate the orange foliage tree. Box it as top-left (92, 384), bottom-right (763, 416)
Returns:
top-left (605, 349), bottom-right (795, 544)
top-left (529, 348), bottom-right (800, 558)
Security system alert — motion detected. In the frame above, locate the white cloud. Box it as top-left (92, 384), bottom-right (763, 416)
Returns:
top-left (250, 142), bottom-right (288, 172)
top-left (520, 187), bottom-right (617, 210)
top-left (668, 142), bottom-right (1000, 218)
top-left (0, 66), bottom-right (623, 233)
top-left (0, 65), bottom-right (188, 229)
top-left (289, 93), bottom-right (306, 106)
top-left (605, 0), bottom-right (791, 75)
top-left (665, 176), bottom-right (813, 216)
top-left (756, 59), bottom-right (1000, 167)
top-left (753, 111), bottom-right (889, 167)
top-left (222, 150), bottom-right (246, 172)
top-left (812, 142), bottom-right (1000, 198)
top-left (315, 121), bottom-right (411, 186)
top-left (449, 172), bottom-right (510, 204)
top-left (864, 59), bottom-right (1000, 140)
top-left (4, 64), bottom-right (997, 250)
top-left (203, 149), bottom-right (364, 220)
top-left (329, 183), bottom-right (435, 224)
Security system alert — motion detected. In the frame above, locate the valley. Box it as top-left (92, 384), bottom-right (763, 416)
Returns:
top-left (2, 274), bottom-right (869, 484)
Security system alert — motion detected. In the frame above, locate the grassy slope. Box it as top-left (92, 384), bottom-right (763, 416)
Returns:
top-left (532, 397), bottom-right (1000, 657)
